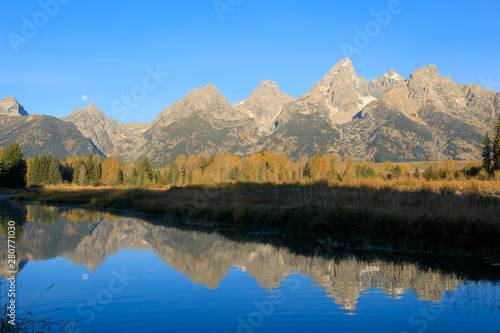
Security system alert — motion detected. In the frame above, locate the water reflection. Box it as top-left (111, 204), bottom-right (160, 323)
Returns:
top-left (1, 201), bottom-right (499, 316)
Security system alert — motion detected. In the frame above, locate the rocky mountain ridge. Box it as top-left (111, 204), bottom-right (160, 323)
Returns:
top-left (2, 58), bottom-right (499, 164)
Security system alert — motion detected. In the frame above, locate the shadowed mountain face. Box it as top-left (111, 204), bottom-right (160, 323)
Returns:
top-left (0, 96), bottom-right (105, 159)
top-left (3, 59), bottom-right (498, 164)
top-left (0, 114), bottom-right (105, 159)
top-left (1, 203), bottom-right (498, 313)
top-left (130, 84), bottom-right (261, 165)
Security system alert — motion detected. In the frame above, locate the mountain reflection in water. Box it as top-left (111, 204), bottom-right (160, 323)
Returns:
top-left (1, 201), bottom-right (499, 316)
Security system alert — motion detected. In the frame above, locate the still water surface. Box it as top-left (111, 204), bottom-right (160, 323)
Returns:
top-left (0, 200), bottom-right (499, 332)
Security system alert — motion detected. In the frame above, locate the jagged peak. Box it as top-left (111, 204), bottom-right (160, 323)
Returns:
top-left (195, 83), bottom-right (220, 94)
top-left (0, 95), bottom-right (28, 116)
top-left (320, 58), bottom-right (359, 88)
top-left (1, 95), bottom-right (16, 103)
top-left (256, 79), bottom-right (278, 89)
top-left (184, 83), bottom-right (226, 100)
top-left (84, 103), bottom-right (100, 111)
top-left (410, 64), bottom-right (442, 80)
top-left (325, 58), bottom-right (355, 74)
top-left (65, 103), bottom-right (107, 122)
top-left (371, 69), bottom-right (403, 84)
top-left (333, 58), bottom-right (353, 69)
top-left (385, 69), bottom-right (403, 80)
top-left (250, 80), bottom-right (286, 97)
top-left (234, 80), bottom-right (294, 108)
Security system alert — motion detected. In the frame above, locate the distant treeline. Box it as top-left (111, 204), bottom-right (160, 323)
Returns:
top-left (0, 112), bottom-right (499, 189)
top-left (16, 151), bottom-right (500, 188)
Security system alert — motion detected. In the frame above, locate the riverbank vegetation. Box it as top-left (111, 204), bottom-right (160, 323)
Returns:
top-left (16, 181), bottom-right (500, 257)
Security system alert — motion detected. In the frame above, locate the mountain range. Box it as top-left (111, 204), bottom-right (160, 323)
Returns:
top-left (1, 58), bottom-right (498, 166)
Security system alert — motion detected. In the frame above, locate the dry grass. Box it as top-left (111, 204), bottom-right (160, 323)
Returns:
top-left (15, 180), bottom-right (500, 257)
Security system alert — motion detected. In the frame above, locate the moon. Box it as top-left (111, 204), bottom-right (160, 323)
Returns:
top-left (81, 95), bottom-right (88, 101)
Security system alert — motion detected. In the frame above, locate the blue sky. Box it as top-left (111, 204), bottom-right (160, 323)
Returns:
top-left (1, 0), bottom-right (499, 123)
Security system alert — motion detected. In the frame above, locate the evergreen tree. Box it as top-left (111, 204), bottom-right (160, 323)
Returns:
top-left (167, 162), bottom-right (180, 184)
top-left (139, 158), bottom-right (153, 185)
top-left (85, 156), bottom-right (101, 183)
top-left (38, 155), bottom-right (50, 182)
top-left (73, 159), bottom-right (83, 184)
top-left (153, 170), bottom-right (162, 185)
top-left (482, 132), bottom-right (493, 173)
top-left (117, 168), bottom-right (124, 185)
top-left (391, 166), bottom-right (403, 179)
top-left (414, 167), bottom-right (421, 179)
top-left (61, 161), bottom-right (73, 182)
top-left (28, 155), bottom-right (41, 185)
top-left (342, 159), bottom-right (356, 180)
top-left (48, 156), bottom-right (62, 184)
top-left (0, 143), bottom-right (27, 188)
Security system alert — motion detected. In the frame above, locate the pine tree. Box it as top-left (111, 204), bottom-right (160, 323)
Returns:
top-left (482, 132), bottom-right (493, 173)
top-left (153, 170), bottom-right (162, 185)
top-left (139, 158), bottom-right (153, 185)
top-left (48, 156), bottom-right (62, 184)
top-left (414, 167), bottom-right (421, 179)
top-left (39, 155), bottom-right (50, 182)
top-left (85, 156), bottom-right (101, 183)
top-left (73, 159), bottom-right (83, 184)
top-left (0, 143), bottom-right (27, 188)
top-left (28, 155), bottom-right (41, 185)
top-left (167, 162), bottom-right (180, 184)
top-left (117, 168), bottom-right (124, 184)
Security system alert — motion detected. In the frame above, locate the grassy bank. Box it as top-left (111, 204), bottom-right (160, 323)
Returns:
top-left (15, 181), bottom-right (500, 257)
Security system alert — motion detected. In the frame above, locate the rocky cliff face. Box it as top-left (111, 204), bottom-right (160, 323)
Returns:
top-left (0, 95), bottom-right (28, 117)
top-left (4, 58), bottom-right (499, 163)
top-left (262, 60), bottom-right (499, 162)
top-left (369, 69), bottom-right (404, 98)
top-left (62, 103), bottom-right (149, 157)
top-left (131, 84), bottom-right (260, 165)
top-left (338, 64), bottom-right (499, 161)
top-left (0, 113), bottom-right (104, 159)
top-left (233, 80), bottom-right (295, 134)
top-left (316, 58), bottom-right (376, 124)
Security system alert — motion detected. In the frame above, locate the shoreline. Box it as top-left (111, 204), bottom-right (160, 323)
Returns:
top-left (13, 183), bottom-right (500, 258)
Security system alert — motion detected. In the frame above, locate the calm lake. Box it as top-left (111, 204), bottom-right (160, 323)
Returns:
top-left (1, 199), bottom-right (499, 332)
